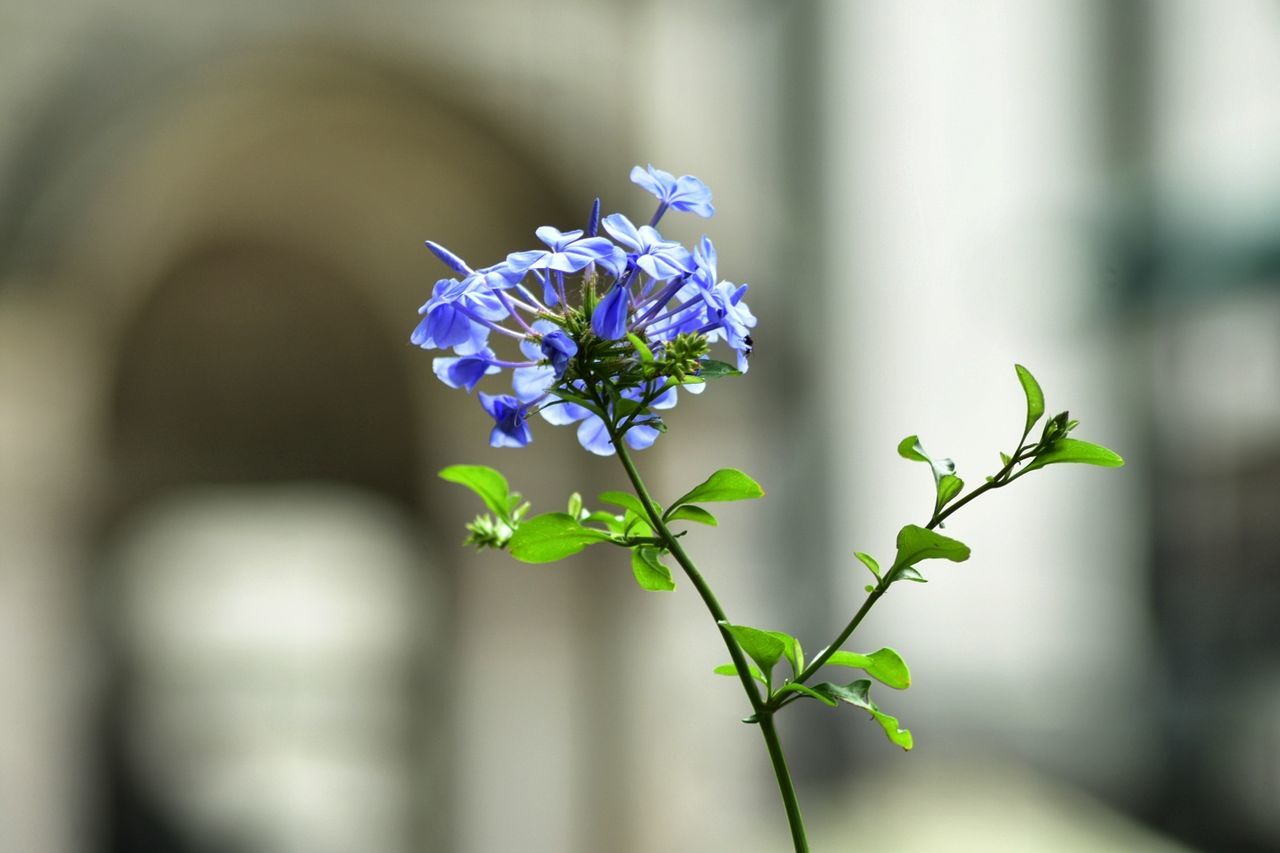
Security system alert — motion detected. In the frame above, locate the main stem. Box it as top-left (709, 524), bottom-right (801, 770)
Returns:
top-left (610, 433), bottom-right (810, 853)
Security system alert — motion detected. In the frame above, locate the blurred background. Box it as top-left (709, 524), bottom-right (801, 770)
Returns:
top-left (0, 1), bottom-right (1277, 851)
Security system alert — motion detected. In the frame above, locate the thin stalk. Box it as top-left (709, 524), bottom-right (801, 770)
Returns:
top-left (607, 423), bottom-right (809, 852)
top-left (777, 444), bottom-right (1039, 698)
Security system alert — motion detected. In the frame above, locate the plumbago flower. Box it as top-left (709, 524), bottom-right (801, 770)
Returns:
top-left (420, 165), bottom-right (1124, 853)
top-left (411, 165), bottom-right (754, 455)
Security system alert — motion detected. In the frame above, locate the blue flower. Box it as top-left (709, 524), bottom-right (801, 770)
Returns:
top-left (703, 281), bottom-right (756, 372)
top-left (540, 329), bottom-right (577, 375)
top-left (601, 214), bottom-right (693, 280)
top-left (479, 393), bottom-right (533, 448)
top-left (591, 281), bottom-right (631, 340)
top-left (411, 276), bottom-right (508, 354)
top-left (631, 165), bottom-right (715, 220)
top-left (545, 383), bottom-right (678, 456)
top-left (433, 351), bottom-right (500, 392)
top-left (507, 227), bottom-right (627, 277)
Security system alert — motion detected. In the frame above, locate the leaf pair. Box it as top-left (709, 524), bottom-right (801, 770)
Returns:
top-left (857, 524), bottom-right (970, 588)
top-left (1014, 364), bottom-right (1123, 469)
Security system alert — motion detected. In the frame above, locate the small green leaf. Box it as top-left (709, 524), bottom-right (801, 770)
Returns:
top-left (827, 648), bottom-right (910, 689)
top-left (897, 436), bottom-right (956, 486)
top-left (567, 492), bottom-right (584, 520)
top-left (665, 505), bottom-right (718, 526)
top-left (812, 680), bottom-right (914, 750)
top-left (439, 465), bottom-right (511, 519)
top-left (936, 474), bottom-right (963, 507)
top-left (1024, 438), bottom-right (1125, 472)
top-left (631, 547), bottom-right (675, 591)
top-left (508, 513), bottom-right (612, 563)
top-left (1014, 364), bottom-right (1046, 435)
top-left (622, 510), bottom-right (653, 538)
top-left (768, 631), bottom-right (804, 677)
top-left (721, 622), bottom-right (786, 682)
top-left (892, 524), bottom-right (971, 570)
top-left (897, 434), bottom-right (930, 463)
top-left (897, 566), bottom-right (928, 583)
top-left (714, 662), bottom-right (767, 686)
top-left (696, 359), bottom-right (741, 379)
top-left (599, 490), bottom-right (653, 521)
top-left (774, 681), bottom-right (838, 707)
top-left (584, 510), bottom-right (625, 534)
top-left (627, 332), bottom-right (655, 362)
top-left (854, 551), bottom-right (881, 579)
top-left (826, 650), bottom-right (873, 669)
top-left (668, 469), bottom-right (764, 514)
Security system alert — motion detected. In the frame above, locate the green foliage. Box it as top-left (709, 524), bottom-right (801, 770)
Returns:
top-left (714, 662), bottom-right (767, 686)
top-left (774, 681), bottom-right (837, 706)
top-left (666, 505), bottom-right (718, 526)
top-left (667, 469), bottom-right (764, 517)
top-left (1025, 438), bottom-right (1125, 472)
top-left (509, 513), bottom-right (612, 563)
top-left (825, 648), bottom-right (911, 689)
top-left (721, 622), bottom-right (787, 685)
top-left (440, 464), bottom-right (514, 519)
top-left (897, 436), bottom-right (961, 513)
top-left (854, 551), bottom-right (881, 580)
top-left (631, 547), bottom-right (675, 591)
top-left (696, 359), bottom-right (742, 379)
top-left (811, 680), bottom-right (914, 750)
top-left (1014, 363), bottom-right (1046, 435)
top-left (599, 490), bottom-right (653, 522)
top-left (936, 473), bottom-right (964, 507)
top-left (768, 630), bottom-right (805, 678)
top-left (891, 524), bottom-right (970, 576)
top-left (440, 465), bottom-right (530, 549)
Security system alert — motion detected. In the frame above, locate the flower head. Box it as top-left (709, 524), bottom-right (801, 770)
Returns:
top-left (411, 166), bottom-right (752, 452)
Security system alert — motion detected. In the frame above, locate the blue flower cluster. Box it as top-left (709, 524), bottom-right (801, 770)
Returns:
top-left (412, 166), bottom-right (755, 455)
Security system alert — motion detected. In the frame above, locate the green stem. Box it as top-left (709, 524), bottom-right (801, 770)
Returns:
top-left (608, 426), bottom-right (809, 853)
top-left (776, 444), bottom-right (1038, 699)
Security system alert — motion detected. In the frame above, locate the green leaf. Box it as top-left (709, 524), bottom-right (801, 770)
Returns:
top-left (584, 510), bottom-right (625, 534)
top-left (897, 566), bottom-right (928, 583)
top-left (827, 648), bottom-right (911, 689)
top-left (631, 547), bottom-right (675, 591)
top-left (696, 359), bottom-right (741, 379)
top-left (774, 681), bottom-right (838, 707)
top-left (599, 490), bottom-right (653, 521)
top-left (567, 492), bottom-right (584, 520)
top-left (1014, 364), bottom-right (1046, 435)
top-left (721, 622), bottom-right (786, 682)
top-left (768, 631), bottom-right (804, 677)
top-left (714, 662), bottom-right (767, 686)
top-left (1024, 438), bottom-right (1125, 472)
top-left (892, 524), bottom-right (971, 570)
top-left (897, 435), bottom-right (957, 487)
top-left (508, 513), bottom-right (612, 563)
top-left (668, 469), bottom-right (764, 514)
top-left (627, 332), bottom-right (655, 362)
top-left (854, 551), bottom-right (881, 579)
top-left (811, 680), bottom-right (914, 750)
top-left (897, 435), bottom-right (930, 463)
top-left (439, 465), bottom-right (511, 519)
top-left (622, 511), bottom-right (653, 538)
top-left (936, 474), bottom-right (963, 507)
top-left (665, 505), bottom-right (718, 526)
